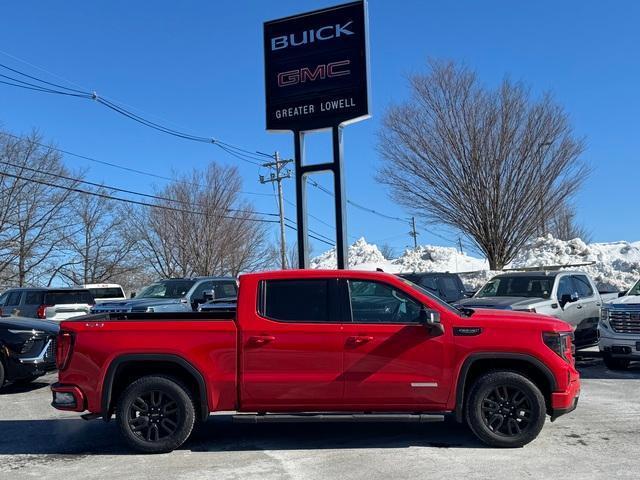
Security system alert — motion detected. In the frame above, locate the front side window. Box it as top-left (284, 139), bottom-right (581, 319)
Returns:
top-left (349, 280), bottom-right (422, 324)
top-left (572, 275), bottom-right (594, 298)
top-left (556, 276), bottom-right (576, 300)
top-left (262, 279), bottom-right (331, 322)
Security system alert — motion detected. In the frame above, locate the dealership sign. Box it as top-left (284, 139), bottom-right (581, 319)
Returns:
top-left (264, 1), bottom-right (370, 131)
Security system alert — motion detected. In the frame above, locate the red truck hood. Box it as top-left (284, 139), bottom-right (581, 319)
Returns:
top-left (467, 308), bottom-right (572, 332)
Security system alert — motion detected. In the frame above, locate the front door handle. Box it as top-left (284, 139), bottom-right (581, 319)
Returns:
top-left (249, 335), bottom-right (275, 345)
top-left (576, 305), bottom-right (583, 309)
top-left (348, 335), bottom-right (373, 345)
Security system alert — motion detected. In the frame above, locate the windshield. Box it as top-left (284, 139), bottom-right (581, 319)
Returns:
top-left (138, 280), bottom-right (196, 299)
top-left (476, 276), bottom-right (553, 299)
top-left (628, 279), bottom-right (640, 296)
top-left (399, 277), bottom-right (463, 315)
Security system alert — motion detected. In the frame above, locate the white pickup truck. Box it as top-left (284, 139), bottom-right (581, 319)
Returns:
top-left (458, 270), bottom-right (619, 349)
top-left (599, 278), bottom-right (640, 370)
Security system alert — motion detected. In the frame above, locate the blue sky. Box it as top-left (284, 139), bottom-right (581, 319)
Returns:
top-left (1, 0), bottom-right (638, 257)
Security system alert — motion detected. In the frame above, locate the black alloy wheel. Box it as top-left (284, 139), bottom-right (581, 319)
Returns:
top-left (117, 375), bottom-right (196, 453)
top-left (480, 385), bottom-right (532, 436)
top-left (465, 371), bottom-right (546, 448)
top-left (128, 390), bottom-right (181, 442)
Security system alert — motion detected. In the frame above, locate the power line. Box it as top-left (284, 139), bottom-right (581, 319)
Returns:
top-left (0, 169), bottom-right (280, 224)
top-left (0, 159), bottom-right (281, 219)
top-left (0, 131), bottom-right (273, 197)
top-left (0, 61), bottom-right (272, 166)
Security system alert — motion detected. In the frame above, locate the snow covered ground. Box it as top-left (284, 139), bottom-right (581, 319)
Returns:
top-left (310, 236), bottom-right (640, 291)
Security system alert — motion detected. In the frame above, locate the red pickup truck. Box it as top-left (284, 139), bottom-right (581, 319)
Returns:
top-left (52, 270), bottom-right (580, 453)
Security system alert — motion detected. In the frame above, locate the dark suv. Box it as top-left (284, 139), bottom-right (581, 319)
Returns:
top-left (398, 272), bottom-right (467, 304)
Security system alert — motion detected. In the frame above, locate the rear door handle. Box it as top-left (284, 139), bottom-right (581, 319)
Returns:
top-left (348, 335), bottom-right (373, 345)
top-left (249, 335), bottom-right (275, 345)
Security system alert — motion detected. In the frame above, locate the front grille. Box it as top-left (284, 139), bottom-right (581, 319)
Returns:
top-left (609, 311), bottom-right (640, 334)
top-left (44, 338), bottom-right (56, 362)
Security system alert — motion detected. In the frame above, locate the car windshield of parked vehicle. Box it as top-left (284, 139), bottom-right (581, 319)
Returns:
top-left (44, 290), bottom-right (94, 304)
top-left (628, 279), bottom-right (640, 296)
top-left (137, 280), bottom-right (196, 299)
top-left (476, 276), bottom-right (554, 299)
top-left (87, 287), bottom-right (125, 299)
top-left (398, 278), bottom-right (463, 315)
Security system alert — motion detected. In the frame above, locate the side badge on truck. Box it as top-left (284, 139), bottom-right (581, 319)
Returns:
top-left (453, 327), bottom-right (482, 336)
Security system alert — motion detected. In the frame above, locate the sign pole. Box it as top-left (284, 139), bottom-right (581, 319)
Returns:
top-left (293, 130), bottom-right (309, 269)
top-left (332, 125), bottom-right (348, 269)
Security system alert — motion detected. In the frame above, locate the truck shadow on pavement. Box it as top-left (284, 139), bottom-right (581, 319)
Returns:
top-left (0, 381), bottom-right (50, 395)
top-left (575, 357), bottom-right (640, 380)
top-left (0, 416), bottom-right (482, 456)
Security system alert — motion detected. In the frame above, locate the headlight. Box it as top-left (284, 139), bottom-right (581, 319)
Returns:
top-left (601, 308), bottom-right (609, 321)
top-left (8, 329), bottom-right (44, 354)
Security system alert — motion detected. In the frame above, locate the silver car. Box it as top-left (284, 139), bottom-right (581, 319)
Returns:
top-left (458, 270), bottom-right (610, 349)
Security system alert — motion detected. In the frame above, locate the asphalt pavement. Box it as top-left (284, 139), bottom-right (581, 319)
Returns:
top-left (1, 356), bottom-right (639, 480)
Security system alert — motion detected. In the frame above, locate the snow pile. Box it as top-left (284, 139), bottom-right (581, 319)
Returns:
top-left (310, 235), bottom-right (640, 292)
top-left (508, 236), bottom-right (640, 291)
top-left (310, 237), bottom-right (386, 269)
top-left (392, 245), bottom-right (488, 273)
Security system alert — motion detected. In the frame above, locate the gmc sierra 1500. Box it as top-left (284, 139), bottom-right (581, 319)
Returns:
top-left (52, 270), bottom-right (580, 453)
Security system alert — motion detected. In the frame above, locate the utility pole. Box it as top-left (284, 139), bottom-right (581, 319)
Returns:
top-left (409, 217), bottom-right (418, 248)
top-left (260, 152), bottom-right (292, 269)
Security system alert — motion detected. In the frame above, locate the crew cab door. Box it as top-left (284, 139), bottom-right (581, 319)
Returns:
top-left (240, 278), bottom-right (344, 410)
top-left (341, 278), bottom-right (449, 409)
top-left (571, 274), bottom-right (601, 346)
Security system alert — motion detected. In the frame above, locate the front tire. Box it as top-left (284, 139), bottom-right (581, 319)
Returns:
top-left (116, 375), bottom-right (195, 453)
top-left (603, 353), bottom-right (630, 371)
top-left (465, 371), bottom-right (546, 448)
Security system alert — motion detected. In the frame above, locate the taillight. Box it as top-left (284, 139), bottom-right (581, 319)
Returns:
top-left (56, 331), bottom-right (74, 370)
top-left (543, 331), bottom-right (574, 363)
top-left (37, 304), bottom-right (52, 319)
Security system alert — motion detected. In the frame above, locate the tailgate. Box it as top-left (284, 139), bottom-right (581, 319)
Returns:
top-left (47, 304), bottom-right (91, 320)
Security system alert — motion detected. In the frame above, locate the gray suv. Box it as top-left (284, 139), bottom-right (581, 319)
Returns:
top-left (91, 277), bottom-right (237, 314)
top-left (0, 288), bottom-right (94, 320)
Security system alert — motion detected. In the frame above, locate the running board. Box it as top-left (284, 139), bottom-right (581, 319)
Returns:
top-left (232, 413), bottom-right (446, 424)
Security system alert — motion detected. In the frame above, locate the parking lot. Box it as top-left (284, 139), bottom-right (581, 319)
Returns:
top-left (0, 355), bottom-right (638, 480)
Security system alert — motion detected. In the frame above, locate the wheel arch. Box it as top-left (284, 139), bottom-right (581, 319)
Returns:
top-left (102, 354), bottom-right (209, 422)
top-left (454, 353), bottom-right (557, 422)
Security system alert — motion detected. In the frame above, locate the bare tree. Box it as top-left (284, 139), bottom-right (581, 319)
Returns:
top-left (0, 130), bottom-right (81, 285)
top-left (53, 190), bottom-right (141, 286)
top-left (130, 163), bottom-right (275, 277)
top-left (379, 243), bottom-right (396, 259)
top-left (378, 60), bottom-right (589, 269)
top-left (546, 202), bottom-right (592, 242)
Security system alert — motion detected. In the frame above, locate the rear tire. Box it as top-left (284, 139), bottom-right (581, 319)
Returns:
top-left (116, 375), bottom-right (195, 454)
top-left (465, 371), bottom-right (546, 448)
top-left (603, 353), bottom-right (630, 371)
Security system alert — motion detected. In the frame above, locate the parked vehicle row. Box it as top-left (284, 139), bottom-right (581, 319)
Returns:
top-left (51, 269), bottom-right (580, 453)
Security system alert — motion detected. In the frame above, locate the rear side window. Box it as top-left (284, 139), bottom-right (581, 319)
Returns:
top-left (25, 291), bottom-right (45, 305)
top-left (438, 276), bottom-right (463, 300)
top-left (214, 281), bottom-right (237, 298)
top-left (261, 279), bottom-right (330, 322)
top-left (88, 287), bottom-right (124, 299)
top-left (572, 275), bottom-right (594, 298)
top-left (6, 291), bottom-right (22, 305)
top-left (44, 290), bottom-right (94, 305)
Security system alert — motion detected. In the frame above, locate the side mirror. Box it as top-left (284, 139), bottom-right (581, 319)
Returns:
top-left (559, 293), bottom-right (579, 308)
top-left (618, 290), bottom-right (627, 298)
top-left (420, 307), bottom-right (441, 326)
top-left (203, 289), bottom-right (216, 302)
top-left (130, 292), bottom-right (136, 299)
